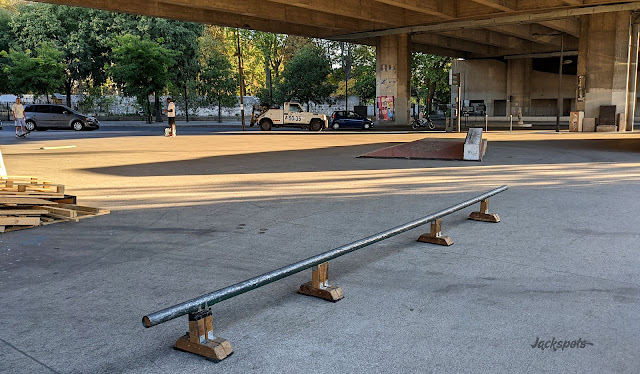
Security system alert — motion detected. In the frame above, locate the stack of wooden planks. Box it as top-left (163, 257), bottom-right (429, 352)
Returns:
top-left (0, 177), bottom-right (110, 233)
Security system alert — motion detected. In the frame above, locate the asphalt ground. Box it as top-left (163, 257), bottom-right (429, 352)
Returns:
top-left (0, 126), bottom-right (639, 373)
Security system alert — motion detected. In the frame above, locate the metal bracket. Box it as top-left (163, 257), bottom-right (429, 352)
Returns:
top-left (468, 198), bottom-right (500, 223)
top-left (174, 309), bottom-right (233, 361)
top-left (298, 261), bottom-right (344, 302)
top-left (417, 218), bottom-right (453, 246)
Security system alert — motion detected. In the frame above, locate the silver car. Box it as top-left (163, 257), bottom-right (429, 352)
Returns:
top-left (24, 104), bottom-right (100, 131)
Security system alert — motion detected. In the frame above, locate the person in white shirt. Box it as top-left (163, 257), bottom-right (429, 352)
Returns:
top-left (12, 97), bottom-right (27, 138)
top-left (164, 97), bottom-right (176, 137)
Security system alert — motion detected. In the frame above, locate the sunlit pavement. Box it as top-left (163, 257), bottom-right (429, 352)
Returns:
top-left (1, 129), bottom-right (639, 373)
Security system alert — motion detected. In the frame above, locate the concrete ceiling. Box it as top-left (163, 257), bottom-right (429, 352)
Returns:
top-left (34, 0), bottom-right (640, 58)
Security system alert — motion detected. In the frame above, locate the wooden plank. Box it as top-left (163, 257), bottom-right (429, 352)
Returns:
top-left (0, 209), bottom-right (49, 215)
top-left (0, 198), bottom-right (58, 205)
top-left (0, 192), bottom-right (64, 199)
top-left (43, 207), bottom-right (78, 218)
top-left (0, 216), bottom-right (41, 226)
top-left (1, 225), bottom-right (38, 233)
top-left (48, 195), bottom-right (76, 204)
top-left (0, 182), bottom-right (63, 191)
top-left (43, 214), bottom-right (78, 222)
top-left (55, 203), bottom-right (101, 214)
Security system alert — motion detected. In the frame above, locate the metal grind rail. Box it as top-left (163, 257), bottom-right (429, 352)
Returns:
top-left (142, 185), bottom-right (508, 360)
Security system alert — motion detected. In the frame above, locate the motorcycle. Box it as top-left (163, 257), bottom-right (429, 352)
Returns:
top-left (411, 116), bottom-right (435, 130)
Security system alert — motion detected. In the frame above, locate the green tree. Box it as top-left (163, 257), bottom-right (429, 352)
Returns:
top-left (11, 3), bottom-right (114, 107)
top-left (352, 45), bottom-right (376, 104)
top-left (133, 17), bottom-right (204, 121)
top-left (277, 45), bottom-right (336, 110)
top-left (0, 7), bottom-right (13, 53)
top-left (109, 34), bottom-right (176, 123)
top-left (1, 42), bottom-right (65, 99)
top-left (249, 31), bottom-right (285, 105)
top-left (412, 53), bottom-right (451, 114)
top-left (197, 49), bottom-right (237, 122)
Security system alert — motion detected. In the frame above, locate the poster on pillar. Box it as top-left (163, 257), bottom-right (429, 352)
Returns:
top-left (377, 96), bottom-right (394, 120)
top-left (577, 75), bottom-right (585, 103)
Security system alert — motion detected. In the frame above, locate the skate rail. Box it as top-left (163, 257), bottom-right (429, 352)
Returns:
top-left (142, 185), bottom-right (508, 360)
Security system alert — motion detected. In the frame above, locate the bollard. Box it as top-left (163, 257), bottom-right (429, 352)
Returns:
top-left (510, 115), bottom-right (513, 132)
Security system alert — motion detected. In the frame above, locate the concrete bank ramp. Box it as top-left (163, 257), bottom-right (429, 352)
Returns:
top-left (358, 128), bottom-right (487, 161)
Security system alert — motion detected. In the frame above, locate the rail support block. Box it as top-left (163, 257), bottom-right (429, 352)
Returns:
top-left (468, 198), bottom-right (500, 223)
top-left (174, 309), bottom-right (233, 361)
top-left (298, 262), bottom-right (344, 302)
top-left (417, 218), bottom-right (453, 246)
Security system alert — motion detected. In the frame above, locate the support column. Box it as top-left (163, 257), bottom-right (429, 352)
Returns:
top-left (625, 20), bottom-right (640, 131)
top-left (506, 58), bottom-right (532, 117)
top-left (578, 11), bottom-right (635, 131)
top-left (376, 33), bottom-right (411, 125)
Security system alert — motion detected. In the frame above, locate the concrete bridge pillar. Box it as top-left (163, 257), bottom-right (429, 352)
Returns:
top-left (376, 33), bottom-right (411, 125)
top-left (576, 11), bottom-right (639, 131)
top-left (506, 58), bottom-right (532, 117)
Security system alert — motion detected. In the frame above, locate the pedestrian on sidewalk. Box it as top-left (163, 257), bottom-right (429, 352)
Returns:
top-left (164, 97), bottom-right (176, 137)
top-left (12, 97), bottom-right (27, 138)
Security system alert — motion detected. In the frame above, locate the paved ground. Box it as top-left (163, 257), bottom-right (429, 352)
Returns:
top-left (0, 127), bottom-right (639, 373)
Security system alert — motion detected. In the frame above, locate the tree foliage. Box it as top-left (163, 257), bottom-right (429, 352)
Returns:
top-left (1, 42), bottom-right (65, 98)
top-left (276, 45), bottom-right (336, 109)
top-left (197, 46), bottom-right (237, 122)
top-left (109, 34), bottom-right (176, 123)
top-left (10, 4), bottom-right (113, 105)
top-left (412, 53), bottom-right (451, 113)
top-left (351, 45), bottom-right (376, 104)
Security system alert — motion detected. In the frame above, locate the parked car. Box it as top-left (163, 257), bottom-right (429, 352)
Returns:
top-left (24, 104), bottom-right (100, 131)
top-left (330, 111), bottom-right (373, 130)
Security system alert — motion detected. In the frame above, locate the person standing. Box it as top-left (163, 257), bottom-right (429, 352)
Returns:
top-left (12, 97), bottom-right (27, 138)
top-left (164, 97), bottom-right (176, 137)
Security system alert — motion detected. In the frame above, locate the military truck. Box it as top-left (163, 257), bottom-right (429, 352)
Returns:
top-left (255, 102), bottom-right (328, 131)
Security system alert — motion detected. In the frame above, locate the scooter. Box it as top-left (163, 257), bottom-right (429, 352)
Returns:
top-left (411, 115), bottom-right (435, 130)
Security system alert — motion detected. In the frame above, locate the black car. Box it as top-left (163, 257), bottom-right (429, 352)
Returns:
top-left (330, 111), bottom-right (374, 130)
top-left (24, 104), bottom-right (100, 131)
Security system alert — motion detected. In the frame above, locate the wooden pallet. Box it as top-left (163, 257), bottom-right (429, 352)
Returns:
top-left (0, 178), bottom-right (64, 197)
top-left (0, 177), bottom-right (109, 233)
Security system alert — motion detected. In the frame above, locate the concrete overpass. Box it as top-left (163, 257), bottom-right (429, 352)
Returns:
top-left (36, 0), bottom-right (640, 127)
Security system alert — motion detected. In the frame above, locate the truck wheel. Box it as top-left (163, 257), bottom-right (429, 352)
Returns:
top-left (310, 119), bottom-right (323, 132)
top-left (260, 120), bottom-right (273, 131)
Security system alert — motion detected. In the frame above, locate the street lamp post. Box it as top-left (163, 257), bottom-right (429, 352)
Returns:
top-left (556, 34), bottom-right (563, 133)
top-left (235, 29), bottom-right (245, 131)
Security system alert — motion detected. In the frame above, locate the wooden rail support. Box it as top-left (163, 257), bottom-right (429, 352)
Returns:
top-left (174, 309), bottom-right (233, 361)
top-left (298, 262), bottom-right (344, 302)
top-left (468, 198), bottom-right (500, 223)
top-left (417, 218), bottom-right (453, 246)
